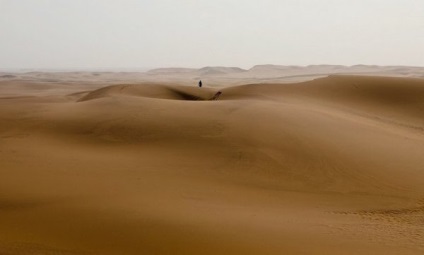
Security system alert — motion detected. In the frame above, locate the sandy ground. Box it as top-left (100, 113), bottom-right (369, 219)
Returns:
top-left (2, 64), bottom-right (424, 86)
top-left (1, 69), bottom-right (424, 254)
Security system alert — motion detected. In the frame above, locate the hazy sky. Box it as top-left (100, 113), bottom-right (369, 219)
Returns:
top-left (1, 0), bottom-right (423, 69)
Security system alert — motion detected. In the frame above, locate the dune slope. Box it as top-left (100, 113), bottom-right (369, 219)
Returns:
top-left (1, 75), bottom-right (424, 255)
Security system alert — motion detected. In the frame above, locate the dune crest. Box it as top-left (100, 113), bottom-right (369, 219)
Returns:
top-left (78, 84), bottom-right (219, 102)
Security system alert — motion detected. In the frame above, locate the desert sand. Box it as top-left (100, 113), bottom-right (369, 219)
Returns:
top-left (1, 67), bottom-right (424, 254)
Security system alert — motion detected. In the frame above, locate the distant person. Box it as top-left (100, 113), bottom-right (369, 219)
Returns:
top-left (198, 80), bottom-right (202, 88)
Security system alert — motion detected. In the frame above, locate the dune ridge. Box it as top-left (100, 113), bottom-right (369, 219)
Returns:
top-left (2, 64), bottom-right (424, 86)
top-left (1, 75), bottom-right (424, 254)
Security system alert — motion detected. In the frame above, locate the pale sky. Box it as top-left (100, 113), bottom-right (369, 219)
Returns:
top-left (1, 0), bottom-right (423, 69)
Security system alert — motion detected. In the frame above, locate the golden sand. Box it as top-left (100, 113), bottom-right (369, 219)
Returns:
top-left (1, 73), bottom-right (423, 254)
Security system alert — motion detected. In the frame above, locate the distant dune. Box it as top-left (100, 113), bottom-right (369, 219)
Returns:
top-left (197, 66), bottom-right (247, 75)
top-left (1, 73), bottom-right (424, 254)
top-left (2, 65), bottom-right (424, 86)
top-left (146, 67), bottom-right (197, 74)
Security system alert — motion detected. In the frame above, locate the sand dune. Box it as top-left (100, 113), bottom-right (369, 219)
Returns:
top-left (2, 64), bottom-right (424, 86)
top-left (1, 75), bottom-right (424, 254)
top-left (78, 84), bottom-right (218, 102)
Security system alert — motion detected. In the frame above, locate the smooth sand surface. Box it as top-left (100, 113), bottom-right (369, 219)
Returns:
top-left (1, 73), bottom-right (424, 254)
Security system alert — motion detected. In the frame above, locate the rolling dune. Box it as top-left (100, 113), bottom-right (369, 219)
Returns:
top-left (1, 75), bottom-right (424, 254)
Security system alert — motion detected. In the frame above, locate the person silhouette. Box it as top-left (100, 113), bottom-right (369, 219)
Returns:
top-left (198, 80), bottom-right (202, 88)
